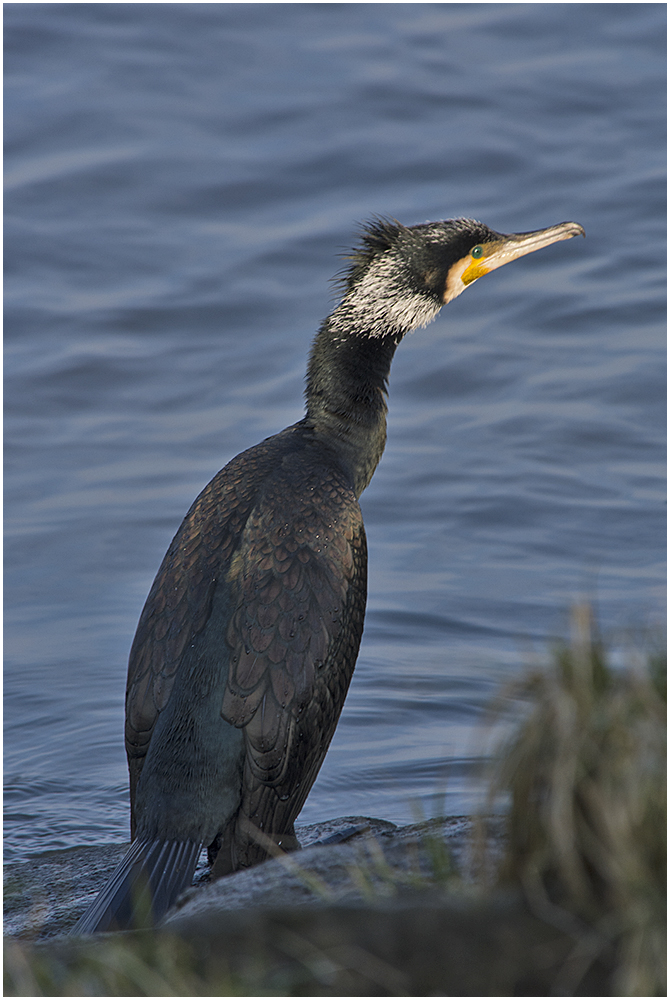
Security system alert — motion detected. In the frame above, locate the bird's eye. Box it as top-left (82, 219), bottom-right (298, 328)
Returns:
top-left (471, 245), bottom-right (484, 259)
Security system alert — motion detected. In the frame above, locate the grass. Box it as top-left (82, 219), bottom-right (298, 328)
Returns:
top-left (3, 933), bottom-right (249, 997)
top-left (486, 604), bottom-right (666, 996)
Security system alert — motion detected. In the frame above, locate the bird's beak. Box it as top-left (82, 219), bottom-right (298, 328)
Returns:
top-left (461, 221), bottom-right (586, 286)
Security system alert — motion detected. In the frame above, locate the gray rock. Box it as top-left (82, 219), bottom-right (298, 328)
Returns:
top-left (5, 815), bottom-right (483, 938)
top-left (166, 815), bottom-right (475, 928)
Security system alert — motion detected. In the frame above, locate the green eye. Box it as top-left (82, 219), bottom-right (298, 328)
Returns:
top-left (471, 245), bottom-right (484, 259)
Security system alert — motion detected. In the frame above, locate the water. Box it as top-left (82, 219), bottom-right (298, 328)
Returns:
top-left (5, 4), bottom-right (665, 864)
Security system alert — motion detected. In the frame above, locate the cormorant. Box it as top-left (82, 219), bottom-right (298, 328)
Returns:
top-left (73, 215), bottom-right (584, 934)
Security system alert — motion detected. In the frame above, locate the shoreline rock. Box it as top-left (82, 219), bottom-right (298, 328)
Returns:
top-left (4, 815), bottom-right (480, 939)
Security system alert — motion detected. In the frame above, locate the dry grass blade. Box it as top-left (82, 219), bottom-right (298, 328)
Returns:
top-left (489, 604), bottom-right (666, 996)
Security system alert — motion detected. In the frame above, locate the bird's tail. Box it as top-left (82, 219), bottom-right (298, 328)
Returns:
top-left (71, 837), bottom-right (202, 934)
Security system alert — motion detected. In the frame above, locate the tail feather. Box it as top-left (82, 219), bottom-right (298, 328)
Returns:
top-left (71, 838), bottom-right (202, 934)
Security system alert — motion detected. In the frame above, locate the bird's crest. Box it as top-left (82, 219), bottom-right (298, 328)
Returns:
top-left (334, 216), bottom-right (407, 292)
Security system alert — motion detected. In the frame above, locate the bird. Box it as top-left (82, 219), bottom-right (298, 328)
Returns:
top-left (72, 214), bottom-right (584, 933)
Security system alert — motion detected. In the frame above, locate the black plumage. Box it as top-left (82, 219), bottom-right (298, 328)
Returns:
top-left (73, 215), bottom-right (584, 934)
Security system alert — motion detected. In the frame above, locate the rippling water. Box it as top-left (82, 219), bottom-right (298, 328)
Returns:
top-left (5, 4), bottom-right (665, 863)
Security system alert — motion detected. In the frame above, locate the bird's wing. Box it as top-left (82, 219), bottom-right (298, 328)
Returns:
top-left (124, 440), bottom-right (278, 819)
top-left (221, 454), bottom-right (366, 793)
top-left (124, 431), bottom-right (365, 845)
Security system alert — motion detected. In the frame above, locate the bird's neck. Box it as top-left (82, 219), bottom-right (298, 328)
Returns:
top-left (304, 319), bottom-right (401, 497)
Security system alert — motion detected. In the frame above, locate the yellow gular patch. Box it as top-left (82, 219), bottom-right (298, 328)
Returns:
top-left (443, 255), bottom-right (490, 303)
top-left (461, 258), bottom-right (491, 285)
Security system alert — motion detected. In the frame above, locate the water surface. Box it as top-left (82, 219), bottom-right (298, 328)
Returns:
top-left (5, 4), bottom-right (665, 863)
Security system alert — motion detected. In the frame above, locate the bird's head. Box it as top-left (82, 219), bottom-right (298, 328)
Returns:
top-left (333, 216), bottom-right (585, 338)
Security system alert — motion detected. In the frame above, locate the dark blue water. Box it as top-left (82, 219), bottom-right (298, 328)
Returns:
top-left (5, 4), bottom-right (665, 863)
